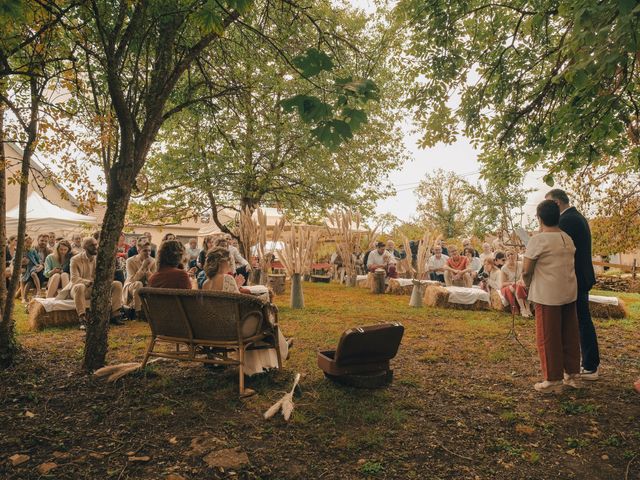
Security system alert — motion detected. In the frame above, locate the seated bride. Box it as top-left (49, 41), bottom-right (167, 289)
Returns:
top-left (201, 247), bottom-right (291, 375)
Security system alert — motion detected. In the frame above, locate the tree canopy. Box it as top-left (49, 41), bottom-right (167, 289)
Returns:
top-left (396, 0), bottom-right (640, 184)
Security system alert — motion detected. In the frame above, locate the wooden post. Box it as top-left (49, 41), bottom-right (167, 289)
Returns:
top-left (371, 268), bottom-right (386, 294)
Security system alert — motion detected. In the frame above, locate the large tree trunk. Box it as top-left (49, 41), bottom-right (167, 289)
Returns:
top-left (0, 79), bottom-right (38, 367)
top-left (82, 164), bottom-right (133, 371)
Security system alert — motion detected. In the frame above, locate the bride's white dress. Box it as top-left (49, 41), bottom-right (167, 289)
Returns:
top-left (221, 275), bottom-right (288, 376)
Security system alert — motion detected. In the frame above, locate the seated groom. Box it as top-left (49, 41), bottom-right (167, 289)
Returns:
top-left (57, 237), bottom-right (124, 330)
top-left (366, 241), bottom-right (397, 278)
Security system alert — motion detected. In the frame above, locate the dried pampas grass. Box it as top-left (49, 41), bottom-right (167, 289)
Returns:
top-left (279, 226), bottom-right (319, 275)
top-left (94, 357), bottom-right (164, 382)
top-left (264, 373), bottom-right (301, 421)
top-left (326, 210), bottom-right (365, 280)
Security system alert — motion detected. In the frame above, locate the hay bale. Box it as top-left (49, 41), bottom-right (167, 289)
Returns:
top-left (423, 285), bottom-right (490, 311)
top-left (589, 297), bottom-right (627, 319)
top-left (490, 289), bottom-right (510, 312)
top-left (357, 274), bottom-right (372, 288)
top-left (423, 285), bottom-right (450, 308)
top-left (388, 279), bottom-right (413, 295)
top-left (28, 300), bottom-right (79, 331)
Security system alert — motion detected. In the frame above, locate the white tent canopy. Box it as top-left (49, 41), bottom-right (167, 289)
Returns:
top-left (6, 192), bottom-right (97, 236)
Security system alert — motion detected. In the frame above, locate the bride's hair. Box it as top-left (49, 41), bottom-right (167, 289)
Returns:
top-left (204, 247), bottom-right (231, 279)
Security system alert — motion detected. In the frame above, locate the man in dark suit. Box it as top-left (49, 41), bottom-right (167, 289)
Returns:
top-left (546, 189), bottom-right (600, 379)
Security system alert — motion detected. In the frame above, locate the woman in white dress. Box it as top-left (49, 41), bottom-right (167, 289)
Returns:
top-left (202, 247), bottom-right (290, 375)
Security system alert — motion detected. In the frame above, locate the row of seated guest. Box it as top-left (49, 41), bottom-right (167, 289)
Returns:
top-left (424, 242), bottom-right (531, 318)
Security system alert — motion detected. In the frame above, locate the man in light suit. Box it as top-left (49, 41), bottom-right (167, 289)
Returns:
top-left (123, 241), bottom-right (156, 319)
top-left (58, 237), bottom-right (124, 330)
top-left (546, 189), bottom-right (600, 379)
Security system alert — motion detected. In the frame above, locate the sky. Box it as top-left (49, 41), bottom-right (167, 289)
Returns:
top-left (348, 0), bottom-right (550, 224)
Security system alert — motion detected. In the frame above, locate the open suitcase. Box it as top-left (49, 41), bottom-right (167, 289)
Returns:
top-left (317, 322), bottom-right (404, 388)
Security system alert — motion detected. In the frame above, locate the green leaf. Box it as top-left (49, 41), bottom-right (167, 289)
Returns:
top-left (342, 107), bottom-right (368, 131)
top-left (196, 0), bottom-right (225, 35)
top-left (617, 0), bottom-right (635, 14)
top-left (226, 0), bottom-right (253, 15)
top-left (280, 95), bottom-right (332, 123)
top-left (292, 48), bottom-right (334, 78)
top-left (331, 119), bottom-right (353, 140)
top-left (543, 174), bottom-right (555, 187)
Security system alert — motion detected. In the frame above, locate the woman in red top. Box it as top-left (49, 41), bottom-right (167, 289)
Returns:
top-left (149, 240), bottom-right (192, 289)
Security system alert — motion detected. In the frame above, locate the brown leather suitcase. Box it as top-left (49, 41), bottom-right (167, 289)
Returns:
top-left (317, 323), bottom-right (404, 388)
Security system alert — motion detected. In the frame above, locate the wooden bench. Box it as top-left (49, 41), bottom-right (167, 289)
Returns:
top-left (139, 287), bottom-right (282, 397)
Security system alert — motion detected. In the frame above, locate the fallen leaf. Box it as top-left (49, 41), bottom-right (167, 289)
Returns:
top-left (24, 411), bottom-right (35, 418)
top-left (125, 451), bottom-right (136, 456)
top-left (9, 454), bottom-right (30, 467)
top-left (601, 454), bottom-right (609, 461)
top-left (128, 456), bottom-right (151, 462)
top-left (37, 462), bottom-right (57, 475)
top-left (515, 424), bottom-right (535, 435)
top-left (52, 451), bottom-right (70, 460)
top-left (186, 434), bottom-right (225, 456)
top-left (168, 437), bottom-right (178, 445)
top-left (89, 453), bottom-right (104, 460)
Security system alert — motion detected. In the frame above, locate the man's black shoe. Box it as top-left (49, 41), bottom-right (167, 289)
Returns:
top-left (109, 316), bottom-right (125, 326)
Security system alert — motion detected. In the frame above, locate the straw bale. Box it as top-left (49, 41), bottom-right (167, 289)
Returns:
top-left (357, 273), bottom-right (374, 288)
top-left (388, 279), bottom-right (413, 295)
top-left (28, 301), bottom-right (79, 330)
top-left (589, 298), bottom-right (627, 319)
top-left (490, 290), bottom-right (510, 312)
top-left (423, 285), bottom-right (450, 308)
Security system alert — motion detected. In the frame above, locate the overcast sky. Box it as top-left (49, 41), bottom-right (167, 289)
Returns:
top-left (349, 0), bottom-right (550, 223)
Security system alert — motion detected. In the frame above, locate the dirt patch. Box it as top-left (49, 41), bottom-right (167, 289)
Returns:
top-left (1, 284), bottom-right (639, 479)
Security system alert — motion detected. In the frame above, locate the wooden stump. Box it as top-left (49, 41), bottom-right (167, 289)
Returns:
top-left (371, 269), bottom-right (386, 294)
top-left (267, 274), bottom-right (286, 295)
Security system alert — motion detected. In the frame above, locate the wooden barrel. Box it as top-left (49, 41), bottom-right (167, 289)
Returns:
top-left (371, 268), bottom-right (386, 294)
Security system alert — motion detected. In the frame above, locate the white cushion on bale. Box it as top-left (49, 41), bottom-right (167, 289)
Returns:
top-left (588, 294), bottom-right (619, 306)
top-left (446, 286), bottom-right (491, 305)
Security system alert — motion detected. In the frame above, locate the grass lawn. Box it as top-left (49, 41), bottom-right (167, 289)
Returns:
top-left (1, 283), bottom-right (639, 479)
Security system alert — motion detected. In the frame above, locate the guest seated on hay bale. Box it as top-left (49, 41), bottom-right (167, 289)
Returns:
top-left (21, 233), bottom-right (51, 300)
top-left (479, 242), bottom-right (493, 265)
top-left (44, 240), bottom-right (72, 298)
top-left (443, 247), bottom-right (472, 287)
top-left (500, 250), bottom-right (532, 317)
top-left (202, 247), bottom-right (290, 374)
top-left (462, 238), bottom-right (479, 257)
top-left (57, 237), bottom-right (124, 330)
top-left (427, 245), bottom-right (448, 282)
top-left (70, 233), bottom-right (83, 255)
top-left (123, 241), bottom-right (156, 319)
top-left (149, 240), bottom-right (192, 289)
top-left (494, 251), bottom-right (506, 269)
top-left (522, 199), bottom-right (580, 393)
top-left (366, 241), bottom-right (397, 278)
top-left (478, 257), bottom-right (502, 294)
top-left (464, 247), bottom-right (482, 281)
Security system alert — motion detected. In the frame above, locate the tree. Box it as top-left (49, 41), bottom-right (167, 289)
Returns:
top-left (414, 169), bottom-right (477, 239)
top-left (69, 0), bottom-right (381, 370)
top-left (396, 0), bottom-right (640, 180)
top-left (559, 159), bottom-right (640, 256)
top-left (0, 0), bottom-right (74, 366)
top-left (135, 2), bottom-right (402, 230)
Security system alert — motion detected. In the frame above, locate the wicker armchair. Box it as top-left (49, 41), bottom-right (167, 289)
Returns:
top-left (138, 287), bottom-right (282, 397)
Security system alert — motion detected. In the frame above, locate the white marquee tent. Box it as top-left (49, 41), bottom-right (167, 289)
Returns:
top-left (6, 192), bottom-right (97, 236)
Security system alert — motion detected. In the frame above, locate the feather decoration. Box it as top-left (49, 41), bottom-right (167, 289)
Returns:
top-left (263, 373), bottom-right (301, 421)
